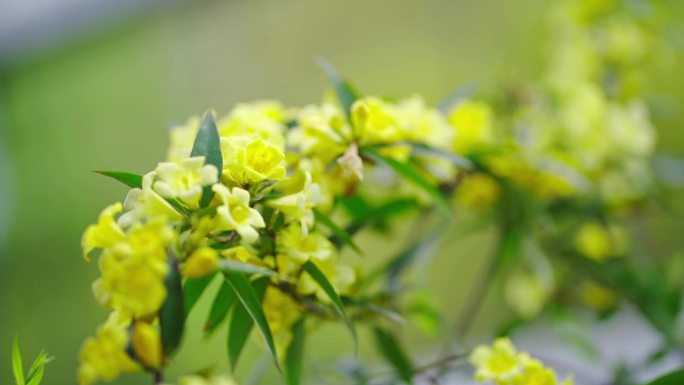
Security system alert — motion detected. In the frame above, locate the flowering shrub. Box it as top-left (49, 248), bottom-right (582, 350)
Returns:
top-left (10, 0), bottom-right (679, 384)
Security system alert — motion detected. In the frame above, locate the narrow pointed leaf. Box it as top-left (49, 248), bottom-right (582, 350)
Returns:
top-left (184, 273), bottom-right (217, 317)
top-left (191, 111), bottom-right (223, 207)
top-left (160, 256), bottom-right (185, 357)
top-left (408, 142), bottom-right (473, 170)
top-left (316, 57), bottom-right (360, 118)
top-left (384, 229), bottom-right (444, 289)
top-left (12, 335), bottom-right (25, 385)
top-left (225, 273), bottom-right (279, 370)
top-left (205, 280), bottom-right (237, 336)
top-left (302, 260), bottom-right (357, 351)
top-left (373, 328), bottom-right (413, 385)
top-left (313, 209), bottom-right (363, 256)
top-left (285, 318), bottom-right (306, 385)
top-left (94, 171), bottom-right (143, 189)
top-left (363, 147), bottom-right (450, 217)
top-left (26, 351), bottom-right (50, 385)
top-left (644, 367), bottom-right (684, 385)
top-left (220, 260), bottom-right (280, 278)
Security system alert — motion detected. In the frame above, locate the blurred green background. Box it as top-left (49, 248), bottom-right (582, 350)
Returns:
top-left (1, 0), bottom-right (683, 384)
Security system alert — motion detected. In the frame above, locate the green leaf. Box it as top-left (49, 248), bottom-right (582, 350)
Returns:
top-left (94, 171), bottom-right (143, 189)
top-left (12, 335), bottom-right (25, 385)
top-left (184, 273), bottom-right (217, 317)
top-left (205, 280), bottom-right (237, 336)
top-left (225, 273), bottom-right (279, 371)
top-left (191, 111), bottom-right (223, 207)
top-left (302, 261), bottom-right (357, 351)
top-left (220, 259), bottom-right (280, 278)
top-left (407, 142), bottom-right (473, 170)
top-left (316, 57), bottom-right (360, 119)
top-left (26, 351), bottom-right (50, 385)
top-left (644, 367), bottom-right (684, 385)
top-left (362, 147), bottom-right (451, 217)
top-left (313, 209), bottom-right (363, 256)
top-left (372, 328), bottom-right (413, 385)
top-left (284, 318), bottom-right (306, 385)
top-left (160, 255), bottom-right (185, 357)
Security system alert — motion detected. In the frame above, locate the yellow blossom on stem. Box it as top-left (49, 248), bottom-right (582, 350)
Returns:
top-left (131, 321), bottom-right (162, 369)
top-left (213, 184), bottom-right (265, 243)
top-left (77, 312), bottom-right (139, 385)
top-left (153, 156), bottom-right (218, 209)
top-left (276, 223), bottom-right (333, 265)
top-left (118, 172), bottom-right (183, 228)
top-left (182, 247), bottom-right (220, 278)
top-left (82, 203), bottom-right (126, 260)
top-left (222, 137), bottom-right (286, 186)
top-left (267, 172), bottom-right (322, 237)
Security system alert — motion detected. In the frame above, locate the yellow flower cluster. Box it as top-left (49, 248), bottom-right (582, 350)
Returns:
top-left (470, 338), bottom-right (573, 385)
top-left (78, 1), bottom-right (665, 383)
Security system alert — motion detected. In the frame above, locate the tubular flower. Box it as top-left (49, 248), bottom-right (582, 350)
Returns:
top-left (221, 137), bottom-right (286, 186)
top-left (217, 100), bottom-right (287, 147)
top-left (276, 223), bottom-right (334, 265)
top-left (449, 99), bottom-right (494, 154)
top-left (470, 338), bottom-right (526, 383)
top-left (352, 97), bottom-right (404, 145)
top-left (118, 172), bottom-right (183, 228)
top-left (182, 247), bottom-right (220, 278)
top-left (91, 220), bottom-right (172, 318)
top-left (267, 172), bottom-right (322, 237)
top-left (77, 312), bottom-right (139, 385)
top-left (455, 173), bottom-right (501, 210)
top-left (287, 102), bottom-right (350, 163)
top-left (212, 184), bottom-right (265, 243)
top-left (470, 338), bottom-right (573, 385)
top-left (131, 321), bottom-right (162, 369)
top-left (153, 156), bottom-right (218, 209)
top-left (82, 203), bottom-right (126, 260)
top-left (167, 116), bottom-right (200, 163)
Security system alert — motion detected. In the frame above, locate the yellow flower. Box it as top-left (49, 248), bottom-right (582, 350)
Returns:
top-left (397, 96), bottom-right (454, 150)
top-left (82, 203), bottom-right (126, 260)
top-left (276, 223), bottom-right (333, 264)
top-left (213, 184), bottom-right (265, 243)
top-left (511, 359), bottom-right (565, 385)
top-left (470, 338), bottom-right (525, 383)
top-left (449, 99), bottom-right (494, 154)
top-left (118, 172), bottom-right (183, 228)
top-left (153, 156), bottom-right (218, 209)
top-left (131, 321), bottom-right (162, 369)
top-left (218, 100), bottom-right (287, 147)
top-left (182, 247), bottom-right (220, 278)
top-left (92, 220), bottom-right (172, 318)
top-left (78, 312), bottom-right (139, 385)
top-left (222, 137), bottom-right (286, 186)
top-left (470, 338), bottom-right (573, 385)
top-left (455, 173), bottom-right (501, 210)
top-left (166, 116), bottom-right (200, 163)
top-left (574, 221), bottom-right (624, 261)
top-left (288, 102), bottom-right (350, 164)
top-left (352, 97), bottom-right (404, 145)
top-left (267, 172), bottom-right (321, 237)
